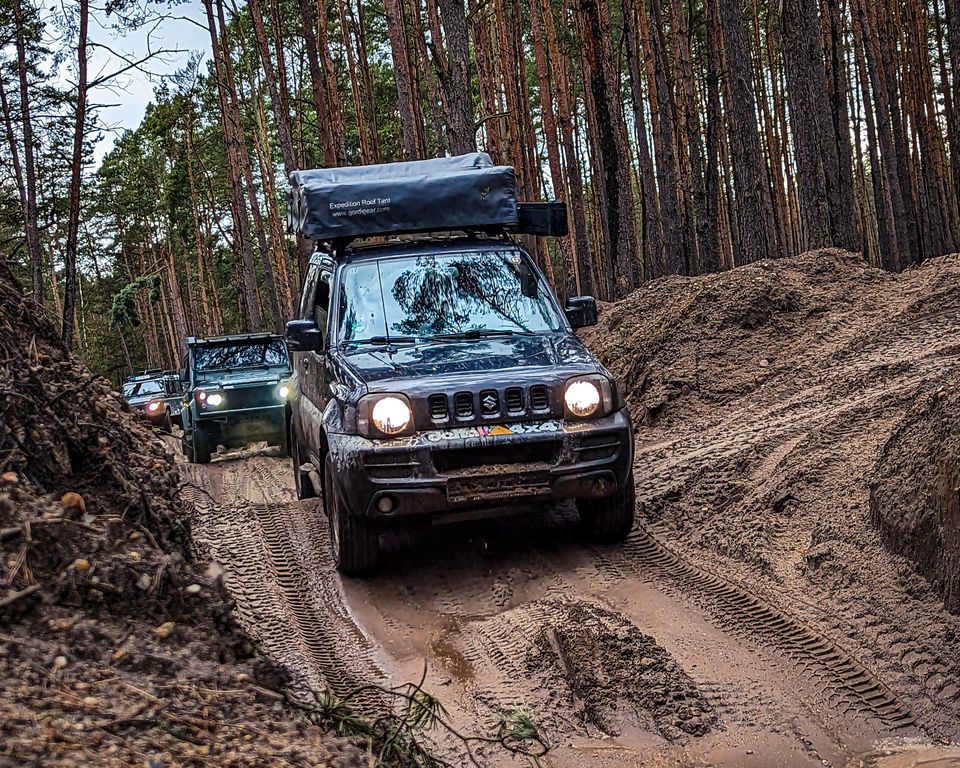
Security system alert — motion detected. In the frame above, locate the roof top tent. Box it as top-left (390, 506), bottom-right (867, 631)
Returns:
top-left (288, 152), bottom-right (567, 246)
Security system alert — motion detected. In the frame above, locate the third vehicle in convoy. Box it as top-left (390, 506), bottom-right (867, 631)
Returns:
top-left (179, 333), bottom-right (292, 464)
top-left (285, 153), bottom-right (634, 574)
top-left (121, 369), bottom-right (183, 433)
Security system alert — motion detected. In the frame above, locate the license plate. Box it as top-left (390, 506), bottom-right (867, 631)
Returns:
top-left (447, 470), bottom-right (550, 503)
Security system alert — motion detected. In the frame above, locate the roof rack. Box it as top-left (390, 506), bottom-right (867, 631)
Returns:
top-left (288, 153), bottom-right (567, 244)
top-left (186, 332), bottom-right (285, 346)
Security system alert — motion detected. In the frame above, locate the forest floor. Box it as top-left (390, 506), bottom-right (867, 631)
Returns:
top-left (5, 250), bottom-right (960, 767)
top-left (180, 250), bottom-right (960, 767)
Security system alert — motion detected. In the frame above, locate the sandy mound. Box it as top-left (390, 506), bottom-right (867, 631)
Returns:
top-left (870, 386), bottom-right (960, 613)
top-left (0, 265), bottom-right (363, 766)
top-left (582, 250), bottom-right (960, 734)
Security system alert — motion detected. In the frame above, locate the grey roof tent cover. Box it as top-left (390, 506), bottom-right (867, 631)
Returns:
top-left (288, 153), bottom-right (518, 241)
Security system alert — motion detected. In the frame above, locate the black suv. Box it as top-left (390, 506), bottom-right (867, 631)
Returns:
top-left (122, 370), bottom-right (183, 432)
top-left (285, 154), bottom-right (634, 574)
top-left (179, 334), bottom-right (292, 463)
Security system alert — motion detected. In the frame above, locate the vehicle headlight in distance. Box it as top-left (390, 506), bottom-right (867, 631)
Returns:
top-left (564, 378), bottom-right (602, 418)
top-left (278, 384), bottom-right (290, 399)
top-left (206, 392), bottom-right (224, 407)
top-left (146, 401), bottom-right (161, 413)
top-left (371, 396), bottom-right (412, 435)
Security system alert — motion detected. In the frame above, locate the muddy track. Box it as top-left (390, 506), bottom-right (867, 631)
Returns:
top-left (179, 442), bottom-right (952, 766)
top-left (621, 529), bottom-right (915, 727)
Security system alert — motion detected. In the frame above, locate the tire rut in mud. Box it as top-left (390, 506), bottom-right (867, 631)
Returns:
top-left (454, 598), bottom-right (717, 745)
top-left (607, 528), bottom-right (916, 728)
top-left (182, 454), bottom-right (387, 714)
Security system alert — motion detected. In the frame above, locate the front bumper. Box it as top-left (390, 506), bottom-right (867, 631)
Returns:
top-left (327, 409), bottom-right (633, 520)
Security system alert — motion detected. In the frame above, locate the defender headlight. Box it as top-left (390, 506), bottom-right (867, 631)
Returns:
top-left (563, 375), bottom-right (615, 420)
top-left (206, 392), bottom-right (224, 407)
top-left (358, 394), bottom-right (415, 438)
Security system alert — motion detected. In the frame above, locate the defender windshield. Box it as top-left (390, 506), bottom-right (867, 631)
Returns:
top-left (193, 341), bottom-right (289, 374)
top-left (336, 251), bottom-right (564, 343)
top-left (123, 379), bottom-right (164, 398)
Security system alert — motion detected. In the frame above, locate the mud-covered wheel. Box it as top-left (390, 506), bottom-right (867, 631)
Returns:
top-left (191, 423), bottom-right (212, 464)
top-left (292, 431), bottom-right (317, 501)
top-left (324, 454), bottom-right (378, 575)
top-left (578, 470), bottom-right (636, 542)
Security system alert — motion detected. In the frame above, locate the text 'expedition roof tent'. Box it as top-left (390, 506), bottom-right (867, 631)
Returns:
top-left (288, 152), bottom-right (567, 244)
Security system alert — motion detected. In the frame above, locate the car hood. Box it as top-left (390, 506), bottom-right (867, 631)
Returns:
top-left (194, 368), bottom-right (290, 388)
top-left (340, 333), bottom-right (601, 386)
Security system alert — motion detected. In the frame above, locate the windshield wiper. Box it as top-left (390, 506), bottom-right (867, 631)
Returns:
top-left (343, 336), bottom-right (419, 347)
top-left (428, 329), bottom-right (535, 341)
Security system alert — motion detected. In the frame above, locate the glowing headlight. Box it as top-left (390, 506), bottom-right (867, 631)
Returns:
top-left (146, 401), bottom-right (161, 413)
top-left (206, 393), bottom-right (224, 407)
top-left (564, 379), bottom-right (601, 418)
top-left (371, 396), bottom-right (412, 435)
top-left (278, 385), bottom-right (290, 398)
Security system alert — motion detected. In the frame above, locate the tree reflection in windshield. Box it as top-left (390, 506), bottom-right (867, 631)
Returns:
top-left (337, 251), bottom-right (562, 342)
top-left (194, 341), bottom-right (290, 372)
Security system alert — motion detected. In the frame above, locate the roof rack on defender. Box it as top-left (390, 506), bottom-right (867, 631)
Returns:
top-left (288, 152), bottom-right (567, 246)
top-left (186, 332), bottom-right (285, 346)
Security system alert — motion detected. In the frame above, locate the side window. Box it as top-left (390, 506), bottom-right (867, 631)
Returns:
top-left (314, 271), bottom-right (332, 344)
top-left (298, 264), bottom-right (320, 321)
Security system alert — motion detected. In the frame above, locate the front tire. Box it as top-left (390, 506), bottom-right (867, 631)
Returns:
top-left (578, 470), bottom-right (636, 542)
top-left (324, 454), bottom-right (378, 575)
top-left (292, 431), bottom-right (317, 501)
top-left (191, 423), bottom-right (213, 464)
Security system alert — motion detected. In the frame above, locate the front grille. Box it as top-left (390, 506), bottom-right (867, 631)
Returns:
top-left (479, 389), bottom-right (499, 416)
top-left (428, 394), bottom-right (449, 421)
top-left (204, 385), bottom-right (278, 411)
top-left (454, 392), bottom-right (474, 418)
top-left (435, 440), bottom-right (560, 473)
top-left (505, 387), bottom-right (524, 414)
top-left (530, 385), bottom-right (550, 411)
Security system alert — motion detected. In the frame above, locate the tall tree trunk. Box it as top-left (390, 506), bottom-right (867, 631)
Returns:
top-left (781, 0), bottom-right (831, 250)
top-left (61, 0), bottom-right (88, 349)
top-left (385, 0), bottom-right (426, 159)
top-left (203, 0), bottom-right (262, 329)
top-left (716, 0), bottom-right (779, 264)
top-left (297, 0), bottom-right (337, 166)
top-left (12, 0), bottom-right (42, 304)
top-left (435, 0), bottom-right (476, 153)
top-left (575, 0), bottom-right (641, 297)
top-left (622, 0), bottom-right (664, 280)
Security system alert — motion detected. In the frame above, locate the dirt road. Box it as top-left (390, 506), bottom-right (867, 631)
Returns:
top-left (179, 443), bottom-right (958, 767)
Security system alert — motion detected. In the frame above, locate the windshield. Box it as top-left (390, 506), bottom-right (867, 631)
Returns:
top-left (123, 379), bottom-right (164, 398)
top-left (336, 251), bottom-right (564, 343)
top-left (193, 340), bottom-right (290, 374)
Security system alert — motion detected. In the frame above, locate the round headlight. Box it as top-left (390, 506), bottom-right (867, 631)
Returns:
top-left (564, 379), bottom-right (601, 418)
top-left (206, 393), bottom-right (224, 407)
top-left (278, 385), bottom-right (290, 398)
top-left (371, 396), bottom-right (412, 435)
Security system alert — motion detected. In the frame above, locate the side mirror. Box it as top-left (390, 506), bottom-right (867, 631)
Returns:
top-left (286, 319), bottom-right (324, 352)
top-left (564, 296), bottom-right (598, 329)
